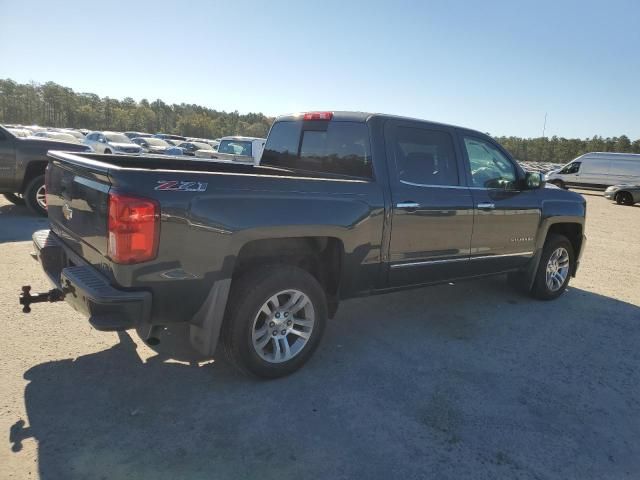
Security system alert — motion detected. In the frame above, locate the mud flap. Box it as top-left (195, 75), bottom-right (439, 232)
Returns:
top-left (189, 279), bottom-right (231, 357)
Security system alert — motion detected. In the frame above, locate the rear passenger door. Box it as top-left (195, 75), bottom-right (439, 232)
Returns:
top-left (385, 120), bottom-right (474, 287)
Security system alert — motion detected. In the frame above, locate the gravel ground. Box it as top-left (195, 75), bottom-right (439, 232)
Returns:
top-left (1, 190), bottom-right (639, 480)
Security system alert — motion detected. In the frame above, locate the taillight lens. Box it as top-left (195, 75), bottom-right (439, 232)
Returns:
top-left (108, 192), bottom-right (159, 264)
top-left (302, 111), bottom-right (333, 121)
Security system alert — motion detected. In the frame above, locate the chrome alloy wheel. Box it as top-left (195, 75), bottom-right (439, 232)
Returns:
top-left (36, 185), bottom-right (46, 210)
top-left (545, 247), bottom-right (570, 292)
top-left (251, 289), bottom-right (315, 363)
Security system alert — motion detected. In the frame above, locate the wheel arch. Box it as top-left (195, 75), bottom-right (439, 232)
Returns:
top-left (524, 218), bottom-right (585, 291)
top-left (232, 236), bottom-right (345, 318)
top-left (19, 161), bottom-right (47, 193)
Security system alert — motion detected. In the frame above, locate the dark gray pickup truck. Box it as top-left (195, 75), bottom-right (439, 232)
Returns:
top-left (22, 112), bottom-right (586, 378)
top-left (0, 125), bottom-right (90, 215)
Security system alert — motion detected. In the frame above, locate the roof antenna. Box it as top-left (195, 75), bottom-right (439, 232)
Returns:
top-left (540, 112), bottom-right (548, 162)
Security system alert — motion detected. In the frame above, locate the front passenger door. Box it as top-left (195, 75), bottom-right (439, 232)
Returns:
top-left (462, 135), bottom-right (540, 272)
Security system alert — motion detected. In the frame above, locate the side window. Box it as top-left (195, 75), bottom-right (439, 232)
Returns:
top-left (261, 121), bottom-right (301, 167)
top-left (298, 122), bottom-right (372, 178)
top-left (463, 137), bottom-right (517, 189)
top-left (562, 162), bottom-right (581, 174)
top-left (393, 127), bottom-right (459, 186)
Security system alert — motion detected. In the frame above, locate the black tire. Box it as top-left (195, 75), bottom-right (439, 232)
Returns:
top-left (222, 265), bottom-right (327, 379)
top-left (550, 180), bottom-right (566, 189)
top-left (24, 174), bottom-right (47, 216)
top-left (530, 234), bottom-right (574, 300)
top-left (2, 193), bottom-right (25, 205)
top-left (104, 149), bottom-right (112, 154)
top-left (616, 192), bottom-right (634, 206)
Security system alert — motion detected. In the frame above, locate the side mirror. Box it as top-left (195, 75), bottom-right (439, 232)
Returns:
top-left (525, 171), bottom-right (544, 189)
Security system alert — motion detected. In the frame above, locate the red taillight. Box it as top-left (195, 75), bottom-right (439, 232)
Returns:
top-left (302, 111), bottom-right (333, 121)
top-left (108, 192), bottom-right (159, 264)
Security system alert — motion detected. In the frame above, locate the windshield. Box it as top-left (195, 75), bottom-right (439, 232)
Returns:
top-left (192, 142), bottom-right (213, 150)
top-left (145, 138), bottom-right (170, 147)
top-left (105, 133), bottom-right (131, 143)
top-left (218, 140), bottom-right (252, 156)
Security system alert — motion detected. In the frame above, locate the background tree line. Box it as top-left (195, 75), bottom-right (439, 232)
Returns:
top-left (2, 78), bottom-right (640, 163)
top-left (495, 134), bottom-right (640, 164)
top-left (0, 79), bottom-right (273, 139)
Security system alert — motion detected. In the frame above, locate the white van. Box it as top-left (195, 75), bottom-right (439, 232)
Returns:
top-left (545, 152), bottom-right (640, 189)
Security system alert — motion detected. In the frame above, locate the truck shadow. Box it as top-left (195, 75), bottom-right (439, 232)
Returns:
top-left (0, 203), bottom-right (47, 243)
top-left (9, 279), bottom-right (640, 479)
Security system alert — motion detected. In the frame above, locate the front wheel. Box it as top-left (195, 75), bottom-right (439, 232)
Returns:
top-left (222, 265), bottom-right (327, 378)
top-left (24, 175), bottom-right (47, 216)
top-left (530, 234), bottom-right (574, 300)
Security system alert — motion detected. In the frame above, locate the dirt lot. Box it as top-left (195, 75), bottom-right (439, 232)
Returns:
top-left (1, 190), bottom-right (639, 480)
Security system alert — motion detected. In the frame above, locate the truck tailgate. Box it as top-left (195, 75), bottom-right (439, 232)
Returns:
top-left (46, 153), bottom-right (111, 258)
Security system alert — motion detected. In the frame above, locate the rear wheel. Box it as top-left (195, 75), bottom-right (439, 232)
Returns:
top-left (24, 175), bottom-right (47, 216)
top-left (616, 192), bottom-right (634, 206)
top-left (550, 180), bottom-right (566, 189)
top-left (104, 148), bottom-right (112, 154)
top-left (2, 193), bottom-right (25, 206)
top-left (222, 265), bottom-right (327, 378)
top-left (530, 234), bottom-right (574, 300)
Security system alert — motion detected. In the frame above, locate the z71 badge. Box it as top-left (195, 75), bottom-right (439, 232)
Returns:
top-left (155, 180), bottom-right (208, 192)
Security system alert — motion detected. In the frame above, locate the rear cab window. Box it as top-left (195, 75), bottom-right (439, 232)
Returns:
top-left (261, 119), bottom-right (373, 179)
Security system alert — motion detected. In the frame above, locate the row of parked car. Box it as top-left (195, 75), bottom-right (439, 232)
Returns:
top-left (0, 123), bottom-right (266, 216)
top-left (4, 124), bottom-right (266, 166)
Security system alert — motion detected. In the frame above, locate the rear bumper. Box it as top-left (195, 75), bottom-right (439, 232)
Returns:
top-left (32, 229), bottom-right (151, 331)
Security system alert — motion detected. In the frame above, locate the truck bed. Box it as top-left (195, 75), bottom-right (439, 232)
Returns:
top-left (49, 151), bottom-right (339, 180)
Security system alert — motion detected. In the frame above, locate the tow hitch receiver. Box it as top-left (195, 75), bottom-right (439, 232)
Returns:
top-left (19, 286), bottom-right (68, 313)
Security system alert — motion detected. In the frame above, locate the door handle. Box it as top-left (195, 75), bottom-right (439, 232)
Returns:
top-left (477, 202), bottom-right (495, 210)
top-left (396, 202), bottom-right (420, 211)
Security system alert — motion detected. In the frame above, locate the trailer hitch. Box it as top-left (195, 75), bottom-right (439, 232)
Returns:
top-left (19, 285), bottom-right (69, 313)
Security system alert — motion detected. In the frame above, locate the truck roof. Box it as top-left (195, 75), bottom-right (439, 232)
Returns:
top-left (275, 111), bottom-right (487, 137)
top-left (578, 152), bottom-right (640, 161)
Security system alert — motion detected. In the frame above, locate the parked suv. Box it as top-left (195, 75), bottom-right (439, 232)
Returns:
top-left (83, 131), bottom-right (143, 155)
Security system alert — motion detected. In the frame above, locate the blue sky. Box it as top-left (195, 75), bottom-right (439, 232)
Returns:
top-left (1, 0), bottom-right (638, 138)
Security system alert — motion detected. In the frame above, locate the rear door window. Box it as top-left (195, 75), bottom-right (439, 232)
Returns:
top-left (392, 127), bottom-right (459, 186)
top-left (262, 121), bottom-right (373, 179)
